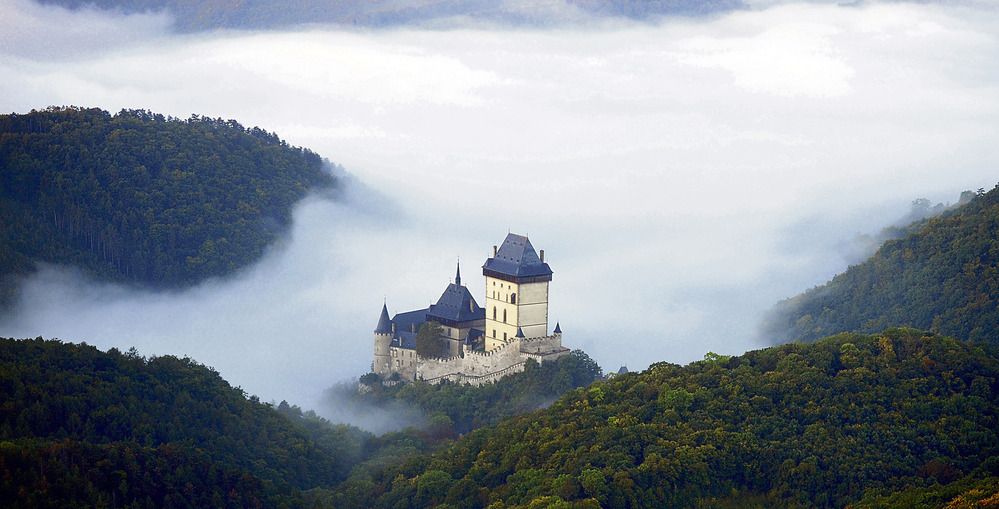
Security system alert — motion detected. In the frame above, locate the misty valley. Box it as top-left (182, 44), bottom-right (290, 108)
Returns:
top-left (2, 0), bottom-right (999, 508)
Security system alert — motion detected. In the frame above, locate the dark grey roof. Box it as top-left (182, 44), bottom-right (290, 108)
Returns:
top-left (515, 326), bottom-right (525, 338)
top-left (553, 322), bottom-right (561, 334)
top-left (374, 303), bottom-right (392, 334)
top-left (391, 308), bottom-right (429, 349)
top-left (482, 233), bottom-right (553, 281)
top-left (427, 283), bottom-right (485, 324)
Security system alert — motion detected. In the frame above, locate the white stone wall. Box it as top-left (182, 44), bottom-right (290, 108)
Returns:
top-left (518, 282), bottom-right (549, 338)
top-left (389, 346), bottom-right (418, 381)
top-left (413, 333), bottom-right (565, 384)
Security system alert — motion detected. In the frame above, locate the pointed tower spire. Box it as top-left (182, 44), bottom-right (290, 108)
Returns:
top-left (455, 259), bottom-right (461, 286)
top-left (553, 322), bottom-right (561, 334)
top-left (515, 326), bottom-right (525, 338)
top-left (374, 303), bottom-right (392, 334)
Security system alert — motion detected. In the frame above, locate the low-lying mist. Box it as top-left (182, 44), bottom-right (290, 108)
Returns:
top-left (1, 0), bottom-right (998, 428)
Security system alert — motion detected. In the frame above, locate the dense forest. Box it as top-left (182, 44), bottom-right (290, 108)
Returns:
top-left (330, 329), bottom-right (999, 508)
top-left (338, 350), bottom-right (603, 436)
top-left (0, 337), bottom-right (367, 508)
top-left (0, 107), bottom-right (333, 299)
top-left (3, 331), bottom-right (996, 508)
top-left (763, 184), bottom-right (999, 346)
top-left (0, 339), bottom-right (602, 507)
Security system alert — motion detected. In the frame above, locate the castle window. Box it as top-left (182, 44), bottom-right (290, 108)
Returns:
top-left (493, 307), bottom-right (497, 320)
top-left (503, 332), bottom-right (507, 341)
top-left (492, 329), bottom-right (496, 337)
top-left (510, 293), bottom-right (516, 304)
top-left (503, 309), bottom-right (507, 323)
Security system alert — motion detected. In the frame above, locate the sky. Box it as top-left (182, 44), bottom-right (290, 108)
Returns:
top-left (1, 0), bottom-right (998, 418)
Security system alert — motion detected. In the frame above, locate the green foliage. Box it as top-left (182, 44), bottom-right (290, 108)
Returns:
top-left (416, 321), bottom-right (447, 358)
top-left (764, 184), bottom-right (999, 346)
top-left (0, 106), bottom-right (333, 293)
top-left (337, 350), bottom-right (602, 436)
top-left (0, 337), bottom-right (369, 507)
top-left (335, 329), bottom-right (999, 508)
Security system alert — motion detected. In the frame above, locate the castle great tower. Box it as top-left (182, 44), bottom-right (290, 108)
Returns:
top-left (482, 233), bottom-right (553, 350)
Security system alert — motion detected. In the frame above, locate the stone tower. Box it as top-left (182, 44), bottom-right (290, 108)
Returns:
top-left (373, 303), bottom-right (393, 376)
top-left (482, 233), bottom-right (553, 350)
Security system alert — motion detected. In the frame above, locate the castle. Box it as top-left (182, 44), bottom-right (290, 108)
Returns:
top-left (373, 233), bottom-right (569, 385)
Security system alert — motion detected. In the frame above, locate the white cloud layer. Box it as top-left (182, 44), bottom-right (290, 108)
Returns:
top-left (1, 0), bottom-right (998, 416)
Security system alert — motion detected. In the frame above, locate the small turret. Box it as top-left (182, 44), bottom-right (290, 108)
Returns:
top-left (553, 322), bottom-right (561, 334)
top-left (373, 303), bottom-right (393, 376)
top-left (515, 327), bottom-right (525, 338)
top-left (375, 303), bottom-right (392, 334)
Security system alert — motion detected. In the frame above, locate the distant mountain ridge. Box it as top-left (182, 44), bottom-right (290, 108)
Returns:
top-left (763, 184), bottom-right (999, 346)
top-left (39, 0), bottom-right (743, 31)
top-left (0, 106), bottom-right (334, 300)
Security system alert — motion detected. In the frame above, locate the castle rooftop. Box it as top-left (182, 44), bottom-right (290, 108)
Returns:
top-left (482, 233), bottom-right (553, 283)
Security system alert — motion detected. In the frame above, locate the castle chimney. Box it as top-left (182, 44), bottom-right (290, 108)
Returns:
top-left (493, 245), bottom-right (498, 257)
top-left (540, 249), bottom-right (544, 262)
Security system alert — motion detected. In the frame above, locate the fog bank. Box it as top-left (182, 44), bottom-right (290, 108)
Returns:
top-left (1, 0), bottom-right (998, 415)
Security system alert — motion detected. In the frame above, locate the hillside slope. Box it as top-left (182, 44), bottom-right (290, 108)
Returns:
top-left (763, 184), bottom-right (999, 345)
top-left (332, 329), bottom-right (999, 508)
top-left (0, 107), bottom-right (333, 296)
top-left (0, 337), bottom-right (366, 508)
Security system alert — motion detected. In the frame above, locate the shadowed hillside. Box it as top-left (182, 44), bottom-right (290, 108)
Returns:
top-left (0, 337), bottom-right (368, 508)
top-left (763, 184), bottom-right (999, 346)
top-left (0, 107), bottom-right (334, 299)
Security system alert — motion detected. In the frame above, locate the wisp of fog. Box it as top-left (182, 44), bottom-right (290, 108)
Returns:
top-left (1, 0), bottom-right (998, 429)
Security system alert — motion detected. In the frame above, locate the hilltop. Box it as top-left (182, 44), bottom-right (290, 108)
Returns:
top-left (0, 337), bottom-right (368, 507)
top-left (0, 107), bottom-right (334, 300)
top-left (331, 328), bottom-right (999, 508)
top-left (763, 184), bottom-right (999, 346)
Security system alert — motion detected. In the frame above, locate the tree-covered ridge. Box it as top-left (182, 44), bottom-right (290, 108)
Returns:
top-left (764, 184), bottom-right (999, 345)
top-left (332, 329), bottom-right (999, 508)
top-left (0, 337), bottom-right (367, 508)
top-left (0, 106), bottom-right (333, 293)
top-left (344, 350), bottom-right (602, 437)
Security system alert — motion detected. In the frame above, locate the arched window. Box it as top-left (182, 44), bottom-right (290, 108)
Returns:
top-left (493, 307), bottom-right (497, 320)
top-left (503, 309), bottom-right (507, 323)
top-left (510, 293), bottom-right (517, 304)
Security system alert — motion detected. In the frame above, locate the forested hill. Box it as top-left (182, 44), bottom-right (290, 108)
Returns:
top-left (0, 106), bottom-right (333, 295)
top-left (763, 184), bottom-right (999, 346)
top-left (0, 337), bottom-right (368, 508)
top-left (331, 329), bottom-right (999, 508)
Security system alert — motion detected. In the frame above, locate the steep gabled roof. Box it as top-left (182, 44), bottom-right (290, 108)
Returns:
top-left (427, 282), bottom-right (485, 324)
top-left (482, 233), bottom-right (553, 282)
top-left (374, 303), bottom-right (393, 334)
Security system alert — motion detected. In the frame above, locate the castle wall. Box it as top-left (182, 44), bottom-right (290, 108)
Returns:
top-left (389, 346), bottom-right (418, 381)
top-left (518, 281), bottom-right (549, 338)
top-left (414, 333), bottom-right (565, 385)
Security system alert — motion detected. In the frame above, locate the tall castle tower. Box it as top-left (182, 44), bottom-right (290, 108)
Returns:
top-left (372, 303), bottom-right (393, 376)
top-left (482, 233), bottom-right (553, 350)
